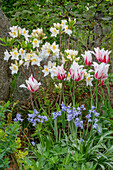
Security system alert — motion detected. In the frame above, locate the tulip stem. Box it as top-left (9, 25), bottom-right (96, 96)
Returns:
top-left (30, 93), bottom-right (35, 110)
top-left (68, 35), bottom-right (70, 49)
top-left (90, 86), bottom-right (93, 107)
top-left (96, 81), bottom-right (98, 109)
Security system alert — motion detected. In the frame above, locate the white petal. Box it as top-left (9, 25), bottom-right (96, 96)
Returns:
top-left (19, 84), bottom-right (27, 88)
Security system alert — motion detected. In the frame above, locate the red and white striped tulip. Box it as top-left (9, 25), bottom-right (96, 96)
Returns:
top-left (93, 47), bottom-right (111, 64)
top-left (81, 51), bottom-right (92, 66)
top-left (70, 61), bottom-right (86, 81)
top-left (20, 74), bottom-right (41, 92)
top-left (93, 62), bottom-right (110, 86)
top-left (57, 65), bottom-right (65, 80)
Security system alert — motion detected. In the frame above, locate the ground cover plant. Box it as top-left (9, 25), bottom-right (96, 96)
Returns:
top-left (0, 1), bottom-right (113, 169)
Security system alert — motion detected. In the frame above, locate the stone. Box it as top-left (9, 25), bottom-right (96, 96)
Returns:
top-left (0, 9), bottom-right (11, 101)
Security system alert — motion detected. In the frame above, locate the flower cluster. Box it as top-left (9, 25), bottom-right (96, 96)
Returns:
top-left (3, 21), bottom-right (112, 90)
top-left (50, 19), bottom-right (75, 37)
top-left (28, 109), bottom-right (48, 126)
top-left (85, 106), bottom-right (100, 132)
top-left (61, 103), bottom-right (86, 129)
top-left (52, 111), bottom-right (61, 119)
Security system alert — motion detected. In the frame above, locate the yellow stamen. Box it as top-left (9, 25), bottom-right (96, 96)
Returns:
top-left (54, 29), bottom-right (57, 34)
top-left (21, 50), bottom-right (23, 54)
top-left (13, 66), bottom-right (17, 70)
top-left (23, 30), bottom-right (26, 34)
top-left (53, 45), bottom-right (56, 50)
top-left (13, 32), bottom-right (17, 36)
top-left (34, 40), bottom-right (37, 44)
top-left (67, 73), bottom-right (70, 78)
top-left (45, 68), bottom-right (49, 72)
top-left (32, 59), bottom-right (37, 62)
top-left (14, 52), bottom-right (17, 56)
top-left (87, 77), bottom-right (91, 81)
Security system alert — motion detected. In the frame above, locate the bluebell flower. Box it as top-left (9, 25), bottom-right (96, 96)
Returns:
top-left (53, 111), bottom-right (61, 119)
top-left (92, 106), bottom-right (96, 110)
top-left (97, 129), bottom-right (101, 133)
top-left (61, 103), bottom-right (67, 112)
top-left (14, 113), bottom-right (23, 122)
top-left (95, 112), bottom-right (100, 117)
top-left (81, 105), bottom-right (86, 110)
top-left (77, 107), bottom-right (81, 111)
top-left (88, 118), bottom-right (92, 122)
top-left (80, 138), bottom-right (84, 142)
top-left (28, 109), bottom-right (48, 126)
top-left (31, 141), bottom-right (35, 146)
top-left (93, 123), bottom-right (98, 129)
top-left (75, 118), bottom-right (83, 129)
top-left (67, 114), bottom-right (73, 121)
top-left (95, 118), bottom-right (98, 123)
top-left (66, 108), bottom-right (73, 114)
top-left (85, 113), bottom-right (91, 119)
top-left (92, 109), bottom-right (96, 113)
top-left (89, 110), bottom-right (93, 114)
top-left (34, 109), bottom-right (39, 115)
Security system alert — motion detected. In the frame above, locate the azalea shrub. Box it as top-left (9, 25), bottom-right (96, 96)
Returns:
top-left (0, 18), bottom-right (113, 169)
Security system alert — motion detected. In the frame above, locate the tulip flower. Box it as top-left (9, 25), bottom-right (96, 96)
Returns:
top-left (93, 47), bottom-right (111, 64)
top-left (81, 51), bottom-right (92, 66)
top-left (70, 61), bottom-right (86, 81)
top-left (93, 62), bottom-right (110, 86)
top-left (57, 65), bottom-right (65, 80)
top-left (19, 74), bottom-right (41, 92)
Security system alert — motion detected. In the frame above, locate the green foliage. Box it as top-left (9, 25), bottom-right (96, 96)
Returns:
top-left (21, 131), bottom-right (113, 169)
top-left (0, 101), bottom-right (20, 169)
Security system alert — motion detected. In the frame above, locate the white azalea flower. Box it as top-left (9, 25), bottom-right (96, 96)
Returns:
top-left (86, 73), bottom-right (93, 86)
top-left (42, 65), bottom-right (50, 77)
top-left (64, 26), bottom-right (72, 36)
top-left (50, 27), bottom-right (59, 37)
top-left (50, 41), bottom-right (59, 53)
top-left (31, 54), bottom-right (41, 66)
top-left (67, 72), bottom-right (71, 81)
top-left (19, 48), bottom-right (26, 59)
top-left (10, 49), bottom-right (19, 60)
top-left (61, 20), bottom-right (67, 28)
top-left (32, 38), bottom-right (41, 48)
top-left (9, 64), bottom-right (18, 74)
top-left (4, 50), bottom-right (11, 61)
top-left (50, 66), bottom-right (57, 79)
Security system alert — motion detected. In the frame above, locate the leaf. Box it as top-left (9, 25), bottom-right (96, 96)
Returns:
top-left (102, 17), bottom-right (112, 20)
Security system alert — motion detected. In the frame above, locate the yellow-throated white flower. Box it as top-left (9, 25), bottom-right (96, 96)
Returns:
top-left (4, 50), bottom-right (11, 61)
top-left (32, 38), bottom-right (41, 48)
top-left (42, 65), bottom-right (50, 77)
top-left (86, 73), bottom-right (93, 86)
top-left (50, 41), bottom-right (59, 53)
top-left (10, 49), bottom-right (19, 60)
top-left (50, 27), bottom-right (59, 37)
top-left (19, 48), bottom-right (26, 59)
top-left (9, 63), bottom-right (18, 74)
